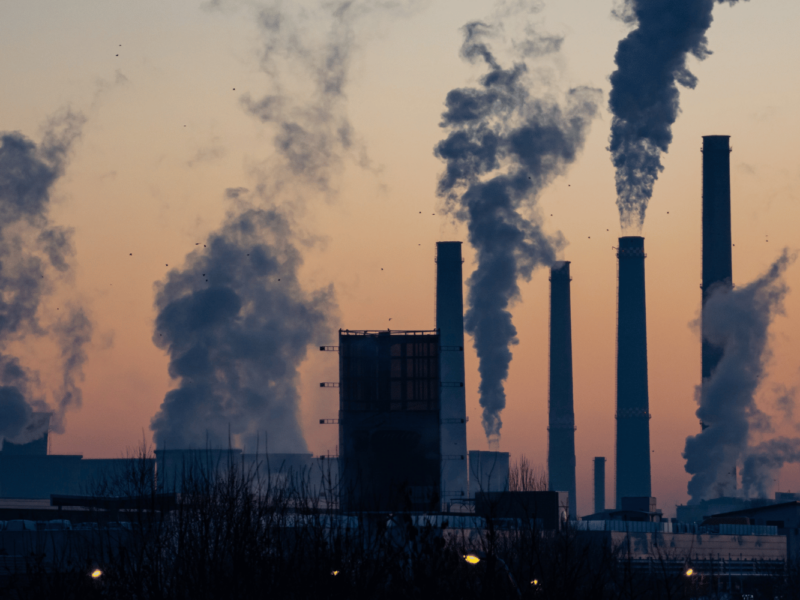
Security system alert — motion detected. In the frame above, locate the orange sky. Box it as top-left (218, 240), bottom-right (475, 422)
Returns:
top-left (1, 0), bottom-right (799, 517)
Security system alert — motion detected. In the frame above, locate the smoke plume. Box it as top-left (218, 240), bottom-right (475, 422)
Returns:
top-left (0, 110), bottom-right (92, 443)
top-left (435, 22), bottom-right (600, 447)
top-left (684, 251), bottom-right (794, 501)
top-left (740, 437), bottom-right (800, 498)
top-left (150, 206), bottom-right (334, 452)
top-left (151, 1), bottom-right (431, 450)
top-left (609, 0), bottom-right (748, 231)
top-left (234, 0), bottom-right (427, 193)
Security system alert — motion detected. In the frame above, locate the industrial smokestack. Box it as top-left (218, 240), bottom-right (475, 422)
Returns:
top-left (594, 457), bottom-right (606, 515)
top-left (615, 236), bottom-right (651, 508)
top-left (701, 136), bottom-right (733, 392)
top-left (548, 261), bottom-right (577, 518)
top-left (436, 242), bottom-right (468, 503)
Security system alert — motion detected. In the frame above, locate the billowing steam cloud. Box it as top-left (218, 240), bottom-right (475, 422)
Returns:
top-left (740, 437), bottom-right (800, 498)
top-left (151, 1), bottom-right (428, 450)
top-left (609, 0), bottom-right (747, 230)
top-left (684, 251), bottom-right (795, 501)
top-left (0, 110), bottom-right (92, 443)
top-left (435, 22), bottom-right (600, 447)
top-left (150, 206), bottom-right (334, 452)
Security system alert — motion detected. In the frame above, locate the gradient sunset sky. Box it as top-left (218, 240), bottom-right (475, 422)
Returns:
top-left (1, 0), bottom-right (799, 517)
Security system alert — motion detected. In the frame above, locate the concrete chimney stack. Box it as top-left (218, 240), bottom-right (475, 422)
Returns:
top-left (594, 457), bottom-right (606, 515)
top-left (701, 136), bottom-right (733, 392)
top-left (615, 236), bottom-right (651, 508)
top-left (548, 261), bottom-right (577, 518)
top-left (436, 242), bottom-right (469, 503)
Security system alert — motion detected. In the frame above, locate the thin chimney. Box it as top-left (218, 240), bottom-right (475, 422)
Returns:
top-left (548, 261), bottom-right (577, 518)
top-left (436, 242), bottom-right (469, 504)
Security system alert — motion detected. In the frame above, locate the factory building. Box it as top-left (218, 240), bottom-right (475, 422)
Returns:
top-left (155, 449), bottom-right (333, 495)
top-left (707, 501), bottom-right (800, 561)
top-left (615, 236), bottom-right (652, 508)
top-left (338, 329), bottom-right (442, 512)
top-left (547, 261), bottom-right (577, 518)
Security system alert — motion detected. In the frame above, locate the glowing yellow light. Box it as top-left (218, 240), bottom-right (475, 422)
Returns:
top-left (464, 554), bottom-right (481, 565)
top-left (532, 579), bottom-right (538, 585)
top-left (331, 570), bottom-right (339, 576)
top-left (685, 568), bottom-right (693, 577)
top-left (91, 569), bottom-right (102, 579)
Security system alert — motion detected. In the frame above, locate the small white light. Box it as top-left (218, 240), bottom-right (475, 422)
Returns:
top-left (464, 554), bottom-right (481, 565)
top-left (91, 569), bottom-right (103, 579)
top-left (685, 568), bottom-right (693, 577)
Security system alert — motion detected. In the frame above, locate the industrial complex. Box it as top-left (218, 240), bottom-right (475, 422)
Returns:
top-left (2, 135), bottom-right (800, 579)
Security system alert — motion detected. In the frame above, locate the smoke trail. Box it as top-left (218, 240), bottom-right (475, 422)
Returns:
top-left (150, 206), bottom-right (335, 452)
top-left (0, 110), bottom-right (91, 443)
top-left (435, 22), bottom-right (600, 447)
top-left (683, 251), bottom-right (794, 501)
top-left (51, 306), bottom-right (93, 434)
top-left (740, 437), bottom-right (800, 498)
top-left (150, 1), bottom-right (425, 451)
top-left (234, 0), bottom-right (428, 193)
top-left (609, 0), bottom-right (748, 230)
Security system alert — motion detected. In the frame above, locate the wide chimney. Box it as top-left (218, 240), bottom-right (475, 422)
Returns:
top-left (436, 242), bottom-right (469, 504)
top-left (547, 261), bottom-right (577, 518)
top-left (615, 236), bottom-right (651, 508)
top-left (594, 457), bottom-right (606, 515)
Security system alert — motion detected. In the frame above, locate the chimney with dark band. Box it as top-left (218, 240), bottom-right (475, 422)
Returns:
top-left (615, 236), bottom-right (651, 508)
top-left (548, 261), bottom-right (577, 518)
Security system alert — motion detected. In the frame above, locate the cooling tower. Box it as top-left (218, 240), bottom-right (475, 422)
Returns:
top-left (701, 137), bottom-right (733, 384)
top-left (615, 236), bottom-right (651, 508)
top-left (436, 242), bottom-right (469, 504)
top-left (469, 450), bottom-right (509, 497)
top-left (547, 261), bottom-right (577, 518)
top-left (594, 457), bottom-right (606, 514)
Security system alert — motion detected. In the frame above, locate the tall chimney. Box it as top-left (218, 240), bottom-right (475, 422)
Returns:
top-left (615, 236), bottom-right (651, 508)
top-left (594, 457), bottom-right (606, 514)
top-left (548, 261), bottom-right (577, 518)
top-left (700, 135), bottom-right (736, 492)
top-left (436, 242), bottom-right (469, 504)
top-left (701, 135), bottom-right (733, 400)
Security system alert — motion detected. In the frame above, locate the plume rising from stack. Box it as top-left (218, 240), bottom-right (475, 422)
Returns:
top-left (434, 21), bottom-right (600, 447)
top-left (150, 207), bottom-right (335, 452)
top-left (0, 111), bottom-right (92, 445)
top-left (684, 251), bottom-right (795, 501)
top-left (609, 0), bottom-right (748, 230)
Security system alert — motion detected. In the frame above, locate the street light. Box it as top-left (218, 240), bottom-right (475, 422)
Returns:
top-left (462, 550), bottom-right (521, 598)
top-left (91, 569), bottom-right (103, 579)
